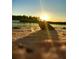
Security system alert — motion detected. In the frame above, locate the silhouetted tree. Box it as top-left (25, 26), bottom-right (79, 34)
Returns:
top-left (12, 15), bottom-right (39, 23)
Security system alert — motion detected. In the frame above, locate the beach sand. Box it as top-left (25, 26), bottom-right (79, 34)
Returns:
top-left (12, 27), bottom-right (66, 59)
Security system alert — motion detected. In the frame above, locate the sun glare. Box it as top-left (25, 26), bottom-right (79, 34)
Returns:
top-left (40, 15), bottom-right (49, 21)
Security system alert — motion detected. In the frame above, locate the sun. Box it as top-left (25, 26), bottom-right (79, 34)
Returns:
top-left (40, 15), bottom-right (49, 21)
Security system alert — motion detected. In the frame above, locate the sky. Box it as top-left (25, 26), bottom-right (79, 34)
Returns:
top-left (13, 0), bottom-right (66, 22)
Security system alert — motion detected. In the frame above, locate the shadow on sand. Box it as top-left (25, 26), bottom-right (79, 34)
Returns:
top-left (13, 21), bottom-right (66, 59)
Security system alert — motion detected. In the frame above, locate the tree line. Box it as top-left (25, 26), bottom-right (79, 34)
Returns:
top-left (12, 15), bottom-right (39, 23)
top-left (12, 15), bottom-right (66, 25)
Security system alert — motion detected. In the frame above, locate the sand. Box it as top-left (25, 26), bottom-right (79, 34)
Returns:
top-left (12, 27), bottom-right (66, 59)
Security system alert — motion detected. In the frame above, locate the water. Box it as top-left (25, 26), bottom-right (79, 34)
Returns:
top-left (12, 23), bottom-right (66, 29)
top-left (50, 24), bottom-right (66, 28)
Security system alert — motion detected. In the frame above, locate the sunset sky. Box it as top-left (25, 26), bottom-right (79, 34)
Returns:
top-left (13, 0), bottom-right (66, 22)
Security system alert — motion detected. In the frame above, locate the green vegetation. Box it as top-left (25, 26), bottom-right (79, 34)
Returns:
top-left (12, 15), bottom-right (66, 25)
top-left (12, 15), bottom-right (39, 23)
